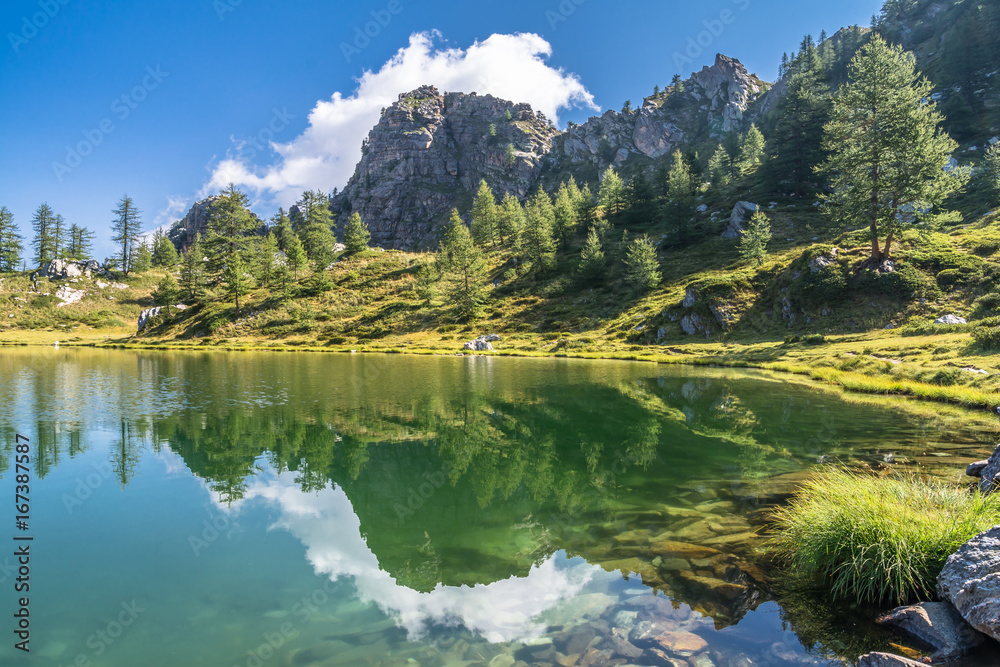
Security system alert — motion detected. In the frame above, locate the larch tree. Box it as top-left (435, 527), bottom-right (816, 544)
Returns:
top-left (204, 184), bottom-right (259, 280)
top-left (343, 212), bottom-right (371, 254)
top-left (497, 192), bottom-right (525, 249)
top-left (151, 229), bottom-right (179, 267)
top-left (623, 235), bottom-right (661, 292)
top-left (440, 209), bottom-right (487, 321)
top-left (31, 203), bottom-right (59, 267)
top-left (296, 190), bottom-right (337, 269)
top-left (598, 166), bottom-right (626, 218)
top-left (737, 123), bottom-right (766, 177)
top-left (111, 195), bottom-right (143, 275)
top-left (470, 180), bottom-right (499, 248)
top-left (520, 188), bottom-right (557, 272)
top-left (663, 150), bottom-right (696, 246)
top-left (180, 234), bottom-right (206, 302)
top-left (738, 212), bottom-right (773, 266)
top-left (553, 181), bottom-right (579, 247)
top-left (820, 34), bottom-right (968, 263)
top-left (0, 207), bottom-right (23, 272)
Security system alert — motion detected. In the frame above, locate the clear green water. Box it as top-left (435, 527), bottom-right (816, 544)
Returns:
top-left (0, 349), bottom-right (997, 667)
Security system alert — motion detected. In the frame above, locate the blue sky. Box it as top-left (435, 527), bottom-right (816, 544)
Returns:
top-left (0, 0), bottom-right (884, 262)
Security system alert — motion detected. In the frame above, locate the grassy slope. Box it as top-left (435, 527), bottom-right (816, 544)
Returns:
top-left (4, 208), bottom-right (1000, 413)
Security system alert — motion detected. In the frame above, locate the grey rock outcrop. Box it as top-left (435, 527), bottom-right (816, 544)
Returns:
top-left (722, 202), bottom-right (759, 239)
top-left (137, 307), bottom-right (164, 332)
top-left (856, 652), bottom-right (928, 667)
top-left (977, 444), bottom-right (1000, 493)
top-left (332, 86), bottom-right (559, 250)
top-left (877, 602), bottom-right (984, 658)
top-left (55, 285), bottom-right (86, 307)
top-left (967, 460), bottom-right (989, 478)
top-left (463, 334), bottom-right (500, 352)
top-left (44, 259), bottom-right (107, 280)
top-left (934, 314), bottom-right (967, 325)
top-left (937, 526), bottom-right (1000, 642)
top-left (809, 249), bottom-right (839, 274)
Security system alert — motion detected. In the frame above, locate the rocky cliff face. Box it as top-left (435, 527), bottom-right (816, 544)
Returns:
top-left (555, 54), bottom-right (766, 175)
top-left (331, 85), bottom-right (559, 249)
top-left (169, 196), bottom-right (263, 252)
top-left (332, 56), bottom-right (767, 250)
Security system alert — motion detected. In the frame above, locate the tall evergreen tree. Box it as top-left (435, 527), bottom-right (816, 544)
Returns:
top-left (66, 224), bottom-right (96, 260)
top-left (623, 236), bottom-right (661, 292)
top-left (496, 192), bottom-right (525, 249)
top-left (180, 234), bottom-right (206, 302)
top-left (598, 166), bottom-right (626, 218)
top-left (296, 190), bottom-right (337, 269)
top-left (470, 180), bottom-right (499, 248)
top-left (284, 233), bottom-right (307, 280)
top-left (625, 172), bottom-right (657, 226)
top-left (985, 144), bottom-right (1000, 206)
top-left (737, 124), bottom-right (766, 177)
top-left (821, 35), bottom-right (968, 262)
top-left (31, 203), bottom-right (60, 267)
top-left (132, 243), bottom-right (152, 272)
top-left (254, 233), bottom-right (280, 288)
top-left (223, 252), bottom-right (253, 313)
top-left (520, 188), bottom-right (557, 272)
top-left (738, 212), bottom-right (772, 266)
top-left (343, 212), bottom-right (371, 254)
top-left (553, 181), bottom-right (580, 247)
top-left (440, 209), bottom-right (487, 321)
top-left (52, 214), bottom-right (66, 259)
top-left (151, 229), bottom-right (179, 267)
top-left (0, 207), bottom-right (23, 272)
top-left (708, 144), bottom-right (733, 189)
top-left (663, 150), bottom-right (696, 246)
top-left (111, 194), bottom-right (143, 275)
top-left (271, 208), bottom-right (295, 252)
top-left (578, 226), bottom-right (606, 282)
top-left (204, 184), bottom-right (258, 280)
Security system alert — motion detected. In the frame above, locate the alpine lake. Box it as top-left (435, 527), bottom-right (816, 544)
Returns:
top-left (1, 348), bottom-right (998, 667)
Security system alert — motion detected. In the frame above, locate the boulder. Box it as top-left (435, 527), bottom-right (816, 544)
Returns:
top-left (137, 307), bottom-right (164, 332)
top-left (809, 248), bottom-right (839, 274)
top-left (937, 526), bottom-right (1000, 642)
top-left (978, 444), bottom-right (1000, 493)
top-left (934, 314), bottom-right (967, 325)
top-left (463, 334), bottom-right (500, 352)
top-left (856, 653), bottom-right (929, 666)
top-left (967, 460), bottom-right (989, 478)
top-left (683, 287), bottom-right (698, 308)
top-left (877, 602), bottom-right (984, 658)
top-left (681, 314), bottom-right (711, 338)
top-left (54, 285), bottom-right (85, 307)
top-left (722, 202), bottom-right (758, 239)
top-left (44, 258), bottom-right (109, 280)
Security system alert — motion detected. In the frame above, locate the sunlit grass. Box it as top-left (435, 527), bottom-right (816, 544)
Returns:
top-left (771, 469), bottom-right (1000, 605)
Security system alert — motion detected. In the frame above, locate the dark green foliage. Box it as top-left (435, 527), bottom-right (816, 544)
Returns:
top-left (132, 243), bottom-right (152, 273)
top-left (0, 207), bottom-right (24, 272)
top-left (972, 316), bottom-right (1000, 349)
top-left (180, 234), bottom-right (206, 302)
top-left (111, 195), bottom-right (143, 275)
top-left (623, 235), bottom-right (661, 292)
top-left (31, 203), bottom-right (60, 267)
top-left (151, 230), bottom-right (179, 267)
top-left (152, 274), bottom-right (181, 306)
top-left (343, 212), bottom-right (371, 254)
top-left (66, 224), bottom-right (95, 261)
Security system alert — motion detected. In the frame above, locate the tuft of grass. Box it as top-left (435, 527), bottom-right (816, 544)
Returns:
top-left (771, 469), bottom-right (1000, 605)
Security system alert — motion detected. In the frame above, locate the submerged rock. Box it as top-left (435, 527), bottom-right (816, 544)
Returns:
top-left (877, 602), bottom-right (984, 658)
top-left (937, 526), bottom-right (1000, 642)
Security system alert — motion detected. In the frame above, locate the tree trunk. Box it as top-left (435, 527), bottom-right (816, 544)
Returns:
top-left (882, 230), bottom-right (894, 260)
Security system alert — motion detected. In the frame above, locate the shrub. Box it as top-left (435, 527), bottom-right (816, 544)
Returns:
top-left (771, 470), bottom-right (1000, 605)
top-left (972, 315), bottom-right (1000, 349)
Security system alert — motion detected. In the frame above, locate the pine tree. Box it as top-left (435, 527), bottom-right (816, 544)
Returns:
top-left (623, 235), bottom-right (661, 292)
top-left (132, 243), bottom-right (152, 272)
top-left (66, 224), bottom-right (95, 260)
top-left (767, 52), bottom-right (831, 197)
top-left (553, 181), bottom-right (579, 247)
top-left (204, 184), bottom-right (259, 280)
top-left (296, 190), bottom-right (337, 269)
top-left (625, 172), bottom-right (657, 226)
top-left (737, 124), bottom-right (766, 177)
top-left (343, 212), bottom-right (371, 254)
top-left (151, 230), bottom-right (179, 267)
top-left (271, 208), bottom-right (295, 252)
top-left (497, 192), bottom-right (525, 249)
top-left (470, 180), bottom-right (498, 248)
top-left (708, 144), bottom-right (732, 189)
top-left (284, 232), bottom-right (307, 280)
top-left (31, 203), bottom-right (59, 267)
top-left (821, 34), bottom-right (968, 262)
top-left (576, 183), bottom-right (596, 228)
top-left (738, 212), bottom-right (772, 266)
top-left (985, 144), bottom-right (1000, 205)
top-left (663, 150), bottom-right (696, 246)
top-left (520, 188), bottom-right (557, 272)
top-left (52, 214), bottom-right (66, 259)
top-left (180, 234), bottom-right (206, 302)
top-left (0, 207), bottom-right (23, 273)
top-left (598, 166), bottom-right (626, 218)
top-left (440, 209), bottom-right (487, 321)
top-left (111, 195), bottom-right (142, 275)
top-left (254, 232), bottom-right (280, 288)
top-left (223, 252), bottom-right (253, 312)
top-left (578, 226), bottom-right (606, 281)
top-left (152, 274), bottom-right (181, 306)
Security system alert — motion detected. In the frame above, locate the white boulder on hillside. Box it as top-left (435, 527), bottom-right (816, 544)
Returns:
top-left (722, 202), bottom-right (759, 239)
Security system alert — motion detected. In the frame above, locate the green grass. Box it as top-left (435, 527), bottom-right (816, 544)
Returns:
top-left (770, 469), bottom-right (1000, 605)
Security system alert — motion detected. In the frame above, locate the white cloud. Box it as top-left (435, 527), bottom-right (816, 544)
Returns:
top-left (236, 470), bottom-right (616, 644)
top-left (198, 31), bottom-right (597, 211)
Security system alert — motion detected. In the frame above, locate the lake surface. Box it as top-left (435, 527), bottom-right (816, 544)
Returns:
top-left (0, 349), bottom-right (997, 667)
